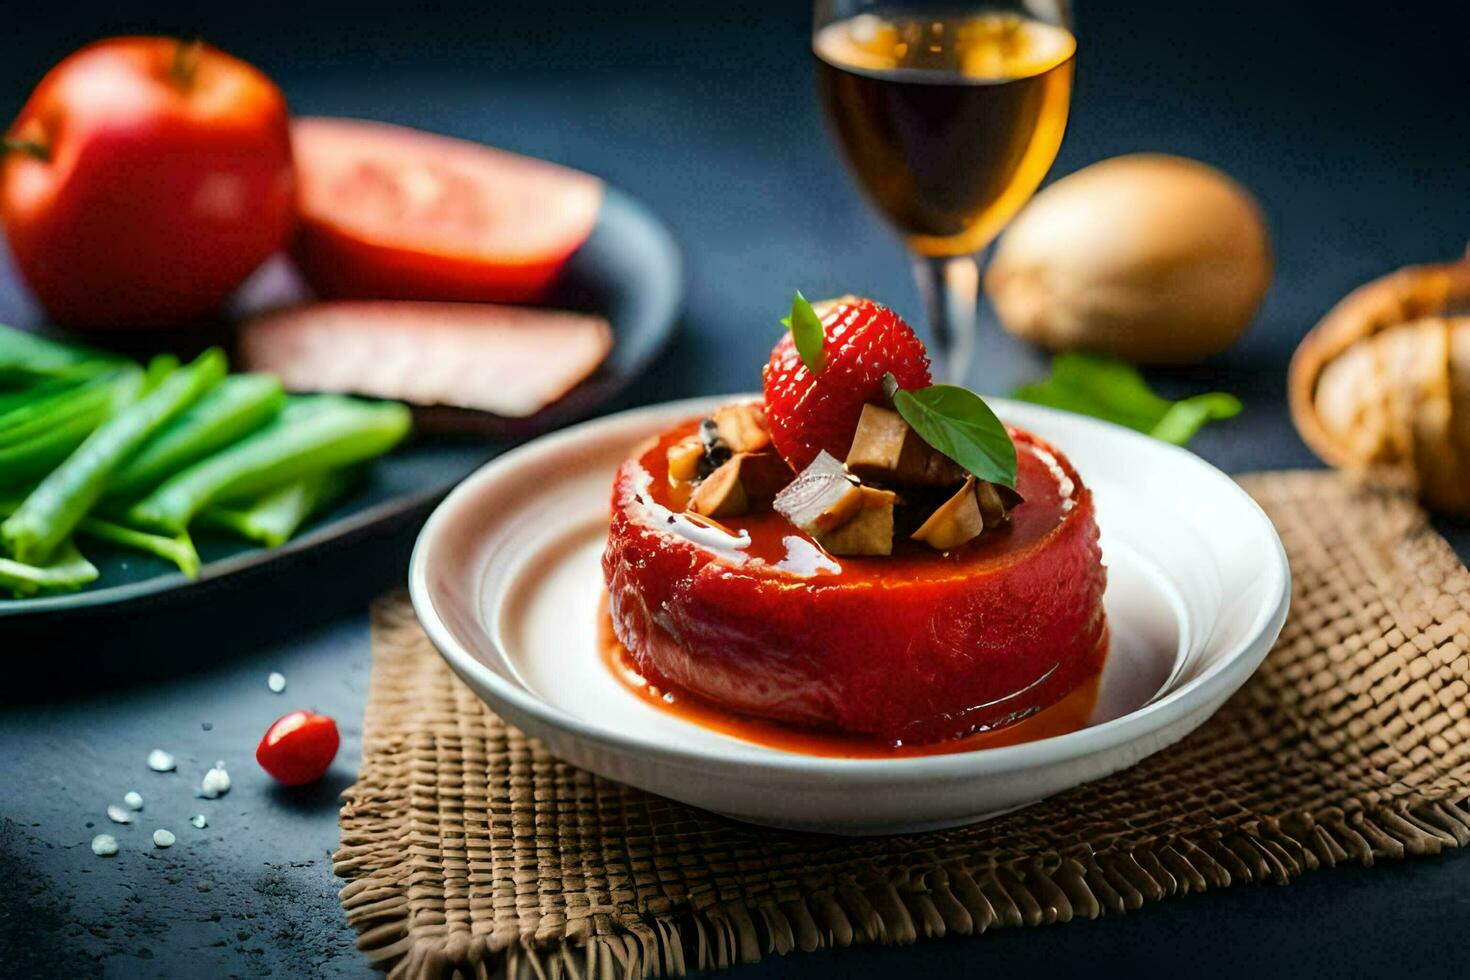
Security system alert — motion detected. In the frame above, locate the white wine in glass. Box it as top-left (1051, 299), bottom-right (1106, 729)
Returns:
top-left (813, 1), bottom-right (1075, 380)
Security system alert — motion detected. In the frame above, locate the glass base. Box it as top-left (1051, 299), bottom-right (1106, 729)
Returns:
top-left (911, 253), bottom-right (982, 385)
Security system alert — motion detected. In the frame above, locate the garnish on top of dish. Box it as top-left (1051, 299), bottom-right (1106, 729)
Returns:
top-left (602, 294), bottom-right (1107, 749)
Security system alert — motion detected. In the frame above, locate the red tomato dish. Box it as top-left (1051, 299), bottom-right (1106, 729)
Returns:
top-left (602, 298), bottom-right (1107, 747)
top-left (290, 117), bottom-right (602, 304)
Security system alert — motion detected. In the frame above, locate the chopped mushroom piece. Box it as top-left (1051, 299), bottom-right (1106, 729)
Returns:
top-left (736, 452), bottom-right (794, 507)
top-left (975, 480), bottom-right (1019, 526)
top-left (666, 436), bottom-right (705, 483)
top-left (711, 403), bottom-right (771, 453)
top-left (912, 476), bottom-right (985, 551)
top-left (698, 418), bottom-right (732, 469)
top-left (688, 457), bottom-right (748, 517)
top-left (686, 452), bottom-right (794, 518)
top-left (773, 451), bottom-right (865, 535)
top-left (846, 404), bottom-right (965, 487)
top-left (821, 487), bottom-right (897, 556)
top-left (846, 403), bottom-right (914, 475)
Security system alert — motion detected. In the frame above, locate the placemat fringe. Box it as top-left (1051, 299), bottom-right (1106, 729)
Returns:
top-left (338, 801), bottom-right (1470, 976)
top-left (343, 789), bottom-right (1470, 980)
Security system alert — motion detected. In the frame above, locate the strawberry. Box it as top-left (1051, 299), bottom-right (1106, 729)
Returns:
top-left (763, 299), bottom-right (932, 471)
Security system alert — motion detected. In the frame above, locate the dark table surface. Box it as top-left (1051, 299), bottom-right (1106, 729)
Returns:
top-left (3, 2), bottom-right (1469, 977)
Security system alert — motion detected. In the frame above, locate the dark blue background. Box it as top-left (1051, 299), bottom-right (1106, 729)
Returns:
top-left (3, 1), bottom-right (1469, 977)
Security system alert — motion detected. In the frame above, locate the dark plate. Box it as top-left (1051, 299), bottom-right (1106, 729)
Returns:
top-left (0, 185), bottom-right (682, 622)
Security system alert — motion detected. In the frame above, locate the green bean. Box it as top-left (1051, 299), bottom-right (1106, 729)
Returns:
top-left (0, 539), bottom-right (98, 597)
top-left (127, 396), bottom-right (410, 534)
top-left (141, 353), bottom-right (180, 393)
top-left (0, 500), bottom-right (199, 579)
top-left (108, 373), bottom-right (285, 499)
top-left (0, 323), bottom-right (114, 383)
top-left (200, 467), bottom-right (358, 548)
top-left (0, 365), bottom-right (140, 449)
top-left (0, 369), bottom-right (144, 490)
top-left (0, 405), bottom-right (111, 490)
top-left (1, 348), bottom-right (226, 563)
top-left (77, 515), bottom-right (200, 578)
top-left (0, 379), bottom-right (91, 433)
top-left (0, 361), bottom-right (113, 416)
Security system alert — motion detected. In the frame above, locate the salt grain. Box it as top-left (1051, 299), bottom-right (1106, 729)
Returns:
top-left (189, 814), bottom-right (208, 829)
top-left (106, 804), bottom-right (133, 825)
top-left (267, 671), bottom-right (286, 693)
top-left (146, 749), bottom-right (176, 772)
top-left (91, 834), bottom-right (119, 856)
top-left (123, 791), bottom-right (144, 811)
top-left (198, 761), bottom-right (231, 799)
top-left (152, 829), bottom-right (175, 848)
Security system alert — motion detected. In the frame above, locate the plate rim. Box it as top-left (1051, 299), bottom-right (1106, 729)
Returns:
top-left (0, 184), bottom-right (684, 620)
top-left (409, 394), bottom-right (1292, 778)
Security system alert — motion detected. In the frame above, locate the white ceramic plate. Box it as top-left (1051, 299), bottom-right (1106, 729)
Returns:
top-left (410, 396), bottom-right (1290, 835)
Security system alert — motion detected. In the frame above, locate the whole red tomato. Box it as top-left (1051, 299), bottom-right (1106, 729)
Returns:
top-left (256, 709), bottom-right (340, 786)
top-left (1, 38), bottom-right (295, 328)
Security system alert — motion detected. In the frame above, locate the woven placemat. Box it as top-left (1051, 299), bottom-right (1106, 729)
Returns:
top-left (335, 470), bottom-right (1470, 979)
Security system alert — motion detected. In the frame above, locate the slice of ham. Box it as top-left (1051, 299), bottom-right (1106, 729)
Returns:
top-left (240, 300), bottom-right (612, 418)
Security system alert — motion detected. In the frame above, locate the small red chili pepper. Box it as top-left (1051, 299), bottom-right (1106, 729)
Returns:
top-left (256, 710), bottom-right (340, 786)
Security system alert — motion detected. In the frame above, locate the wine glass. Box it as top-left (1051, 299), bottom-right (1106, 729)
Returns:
top-left (813, 0), bottom-right (1075, 382)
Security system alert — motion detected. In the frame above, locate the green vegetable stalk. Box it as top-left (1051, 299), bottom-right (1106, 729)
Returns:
top-left (108, 373), bottom-right (285, 499)
top-left (127, 396), bottom-right (410, 534)
top-left (0, 323), bottom-right (115, 383)
top-left (76, 515), bottom-right (200, 578)
top-left (0, 364), bottom-right (140, 449)
top-left (0, 360), bottom-right (113, 417)
top-left (1, 349), bottom-right (226, 563)
top-left (0, 501), bottom-right (199, 579)
top-left (0, 540), bottom-right (99, 597)
top-left (0, 368), bottom-right (145, 490)
top-left (139, 353), bottom-right (180, 393)
top-left (0, 409), bottom-right (111, 490)
top-left (200, 467), bottom-right (358, 548)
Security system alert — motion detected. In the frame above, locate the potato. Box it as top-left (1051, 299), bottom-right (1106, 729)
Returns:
top-left (1290, 259), bottom-right (1470, 514)
top-left (984, 154), bottom-right (1273, 364)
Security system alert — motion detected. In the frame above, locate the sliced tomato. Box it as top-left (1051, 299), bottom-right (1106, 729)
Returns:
top-left (289, 117), bottom-right (602, 303)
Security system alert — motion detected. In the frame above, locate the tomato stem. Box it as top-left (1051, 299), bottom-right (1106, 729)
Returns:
top-left (169, 37), bottom-right (204, 89)
top-left (1, 137), bottom-right (49, 162)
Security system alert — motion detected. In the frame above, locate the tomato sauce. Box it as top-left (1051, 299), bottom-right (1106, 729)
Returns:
top-left (599, 595), bottom-right (1105, 758)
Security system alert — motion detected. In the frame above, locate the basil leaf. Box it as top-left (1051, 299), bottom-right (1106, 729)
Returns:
top-left (1012, 354), bottom-right (1240, 447)
top-left (890, 379), bottom-right (1017, 488)
top-left (784, 291), bottom-right (826, 375)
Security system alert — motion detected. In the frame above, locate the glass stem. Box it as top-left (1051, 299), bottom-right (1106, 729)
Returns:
top-left (911, 253), bottom-right (981, 384)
